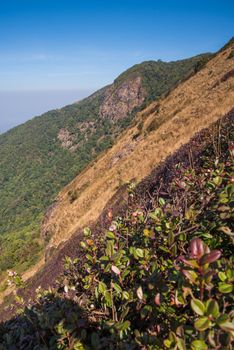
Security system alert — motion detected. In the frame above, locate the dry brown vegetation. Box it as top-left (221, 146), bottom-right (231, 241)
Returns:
top-left (42, 42), bottom-right (234, 253)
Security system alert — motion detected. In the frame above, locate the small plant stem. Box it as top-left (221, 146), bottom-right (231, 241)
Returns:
top-left (110, 279), bottom-right (115, 321)
top-left (199, 265), bottom-right (204, 301)
top-left (200, 280), bottom-right (204, 301)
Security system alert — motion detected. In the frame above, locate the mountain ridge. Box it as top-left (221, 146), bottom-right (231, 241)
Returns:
top-left (41, 40), bottom-right (234, 255)
top-left (0, 53), bottom-right (211, 277)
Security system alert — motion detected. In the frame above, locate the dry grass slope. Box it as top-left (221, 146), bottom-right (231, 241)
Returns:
top-left (42, 43), bottom-right (234, 252)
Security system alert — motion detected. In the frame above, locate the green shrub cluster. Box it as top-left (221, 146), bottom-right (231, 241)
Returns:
top-left (0, 121), bottom-right (233, 349)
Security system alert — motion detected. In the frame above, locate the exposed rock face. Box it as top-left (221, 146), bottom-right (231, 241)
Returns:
top-left (57, 122), bottom-right (97, 151)
top-left (100, 76), bottom-right (146, 120)
top-left (57, 128), bottom-right (76, 150)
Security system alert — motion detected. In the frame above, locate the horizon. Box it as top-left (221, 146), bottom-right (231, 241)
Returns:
top-left (0, 0), bottom-right (233, 133)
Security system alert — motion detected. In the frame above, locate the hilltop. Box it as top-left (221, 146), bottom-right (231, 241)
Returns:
top-left (0, 53), bottom-right (211, 277)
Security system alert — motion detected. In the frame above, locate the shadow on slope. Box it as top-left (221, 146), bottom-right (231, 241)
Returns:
top-left (0, 295), bottom-right (90, 350)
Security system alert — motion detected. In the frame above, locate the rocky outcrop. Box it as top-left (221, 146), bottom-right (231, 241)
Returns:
top-left (57, 121), bottom-right (99, 152)
top-left (100, 76), bottom-right (146, 120)
top-left (57, 128), bottom-right (76, 150)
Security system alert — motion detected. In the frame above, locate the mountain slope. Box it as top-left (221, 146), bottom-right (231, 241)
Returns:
top-left (41, 40), bottom-right (234, 255)
top-left (0, 94), bottom-right (233, 349)
top-left (0, 54), bottom-right (211, 275)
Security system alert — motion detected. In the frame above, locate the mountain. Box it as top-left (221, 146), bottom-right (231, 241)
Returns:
top-left (0, 53), bottom-right (211, 276)
top-left (41, 40), bottom-right (234, 256)
top-left (0, 41), bottom-right (233, 349)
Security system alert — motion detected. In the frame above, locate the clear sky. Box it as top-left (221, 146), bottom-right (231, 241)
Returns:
top-left (0, 0), bottom-right (233, 133)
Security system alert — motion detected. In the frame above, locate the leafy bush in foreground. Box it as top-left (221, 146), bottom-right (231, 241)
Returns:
top-left (0, 129), bottom-right (233, 349)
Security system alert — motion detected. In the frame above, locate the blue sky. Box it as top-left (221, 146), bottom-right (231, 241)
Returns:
top-left (0, 0), bottom-right (233, 133)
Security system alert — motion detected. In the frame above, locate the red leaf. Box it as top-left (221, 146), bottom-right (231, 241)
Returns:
top-left (189, 238), bottom-right (205, 259)
top-left (200, 250), bottom-right (221, 265)
top-left (154, 293), bottom-right (161, 306)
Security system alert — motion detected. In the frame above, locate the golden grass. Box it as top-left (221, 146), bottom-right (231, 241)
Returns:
top-left (41, 43), bottom-right (234, 251)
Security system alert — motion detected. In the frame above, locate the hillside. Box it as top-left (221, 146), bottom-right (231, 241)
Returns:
top-left (41, 40), bottom-right (234, 257)
top-left (0, 97), bottom-right (233, 349)
top-left (0, 39), bottom-right (232, 318)
top-left (0, 54), bottom-right (210, 276)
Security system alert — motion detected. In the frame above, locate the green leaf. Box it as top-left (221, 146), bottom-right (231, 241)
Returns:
top-left (194, 317), bottom-right (211, 331)
top-left (80, 241), bottom-right (87, 249)
top-left (226, 269), bottom-right (234, 279)
top-left (218, 271), bottom-right (227, 281)
top-left (206, 299), bottom-right (219, 318)
top-left (207, 330), bottom-right (216, 347)
top-left (113, 283), bottom-right (122, 294)
top-left (159, 245), bottom-right (169, 253)
top-left (106, 240), bottom-right (115, 257)
top-left (106, 231), bottom-right (116, 239)
top-left (86, 253), bottom-right (93, 262)
top-left (104, 291), bottom-right (112, 307)
top-left (213, 176), bottom-right (222, 186)
top-left (218, 283), bottom-right (233, 293)
top-left (159, 197), bottom-right (165, 206)
top-left (140, 305), bottom-right (153, 319)
top-left (98, 281), bottom-right (107, 294)
top-left (164, 339), bottom-right (172, 348)
top-left (100, 255), bottom-right (109, 261)
top-left (191, 299), bottom-right (205, 316)
top-left (123, 291), bottom-right (130, 300)
top-left (219, 321), bottom-right (234, 336)
top-left (135, 248), bottom-right (144, 258)
top-left (177, 338), bottom-right (186, 350)
top-left (119, 320), bottom-right (130, 331)
top-left (120, 306), bottom-right (129, 321)
top-left (84, 227), bottom-right (91, 237)
top-left (191, 340), bottom-right (207, 350)
top-left (216, 314), bottom-right (229, 325)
